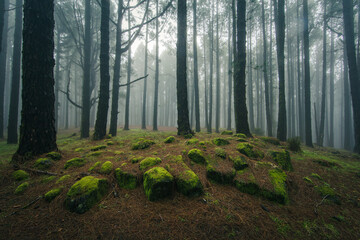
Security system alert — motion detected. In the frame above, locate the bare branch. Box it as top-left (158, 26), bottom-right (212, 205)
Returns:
top-left (119, 75), bottom-right (148, 87)
top-left (59, 66), bottom-right (83, 109)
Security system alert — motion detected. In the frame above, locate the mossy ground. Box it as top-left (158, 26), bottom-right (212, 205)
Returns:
top-left (0, 128), bottom-right (359, 239)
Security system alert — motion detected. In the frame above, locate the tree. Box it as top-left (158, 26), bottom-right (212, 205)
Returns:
top-left (142, 19), bottom-right (149, 130)
top-left (0, 0), bottom-right (4, 53)
top-left (233, 0), bottom-right (251, 137)
top-left (7, 0), bottom-right (23, 144)
top-left (124, 10), bottom-right (132, 131)
top-left (177, 0), bottom-right (192, 136)
top-left (93, 0), bottom-right (110, 140)
top-left (13, 0), bottom-right (57, 160)
top-left (227, 1), bottom-right (232, 131)
top-left (342, 0), bottom-right (360, 153)
top-left (215, 0), bottom-right (220, 133)
top-left (193, 0), bottom-right (200, 132)
top-left (274, 0), bottom-right (286, 141)
top-left (153, 0), bottom-right (159, 131)
top-left (303, 0), bottom-right (313, 147)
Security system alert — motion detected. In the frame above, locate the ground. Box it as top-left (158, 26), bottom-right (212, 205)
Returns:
top-left (0, 127), bottom-right (359, 239)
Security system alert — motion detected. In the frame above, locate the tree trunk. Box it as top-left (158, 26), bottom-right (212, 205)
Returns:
top-left (247, 13), bottom-right (255, 132)
top-left (7, 0), bottom-right (23, 144)
top-left (296, 0), bottom-right (304, 141)
top-left (153, 0), bottom-right (159, 131)
top-left (0, 0), bottom-right (4, 53)
top-left (207, 0), bottom-right (214, 133)
top-left (54, 25), bottom-right (61, 131)
top-left (329, 29), bottom-right (334, 147)
top-left (141, 18), bottom-right (149, 130)
top-left (81, 0), bottom-right (92, 138)
top-left (303, 0), bottom-right (313, 147)
top-left (193, 0), bottom-right (200, 132)
top-left (124, 10), bottom-right (132, 131)
top-left (93, 0), bottom-right (110, 140)
top-left (227, 2), bottom-right (232, 131)
top-left (177, 0), bottom-right (192, 136)
top-left (203, 22), bottom-right (209, 130)
top-left (215, 0), bottom-right (220, 133)
top-left (13, 0), bottom-right (57, 160)
top-left (234, 0), bottom-right (251, 136)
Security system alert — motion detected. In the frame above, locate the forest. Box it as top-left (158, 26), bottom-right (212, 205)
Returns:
top-left (0, 0), bottom-right (359, 239)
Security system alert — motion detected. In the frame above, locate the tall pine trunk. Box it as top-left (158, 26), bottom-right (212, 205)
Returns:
top-left (153, 0), bottom-right (159, 131)
top-left (329, 29), bottom-right (335, 147)
top-left (141, 19), bottom-right (149, 130)
top-left (215, 0), bottom-right (220, 133)
top-left (207, 1), bottom-right (214, 133)
top-left (227, 2), bottom-right (232, 131)
top-left (193, 0), bottom-right (200, 132)
top-left (124, 11), bottom-right (132, 131)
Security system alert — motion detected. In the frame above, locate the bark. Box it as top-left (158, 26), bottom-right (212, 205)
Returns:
top-left (329, 29), bottom-right (334, 147)
top-left (227, 2), bottom-right (232, 131)
top-left (247, 12), bottom-right (254, 132)
top-left (7, 0), bottom-right (23, 144)
top-left (93, 0), bottom-right (110, 140)
top-left (153, 0), bottom-right (159, 131)
top-left (177, 0), bottom-right (192, 136)
top-left (296, 0), bottom-right (304, 141)
top-left (141, 18), bottom-right (149, 130)
top-left (193, 0), bottom-right (200, 132)
top-left (207, 0), bottom-right (214, 133)
top-left (203, 22), bottom-right (209, 130)
top-left (234, 0), bottom-right (251, 136)
top-left (0, 0), bottom-right (4, 53)
top-left (124, 10), bottom-right (132, 131)
top-left (54, 26), bottom-right (61, 131)
top-left (215, 0), bottom-right (220, 133)
top-left (303, 0), bottom-right (313, 147)
top-left (14, 0), bottom-right (57, 160)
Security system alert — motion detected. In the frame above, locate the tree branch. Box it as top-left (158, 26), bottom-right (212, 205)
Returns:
top-left (119, 75), bottom-right (148, 87)
top-left (59, 66), bottom-right (83, 109)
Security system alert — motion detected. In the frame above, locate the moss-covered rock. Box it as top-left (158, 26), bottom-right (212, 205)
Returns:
top-left (34, 158), bottom-right (53, 170)
top-left (230, 156), bottom-right (248, 170)
top-left (44, 188), bottom-right (62, 202)
top-left (87, 151), bottom-right (103, 157)
top-left (270, 150), bottom-right (293, 171)
top-left (91, 145), bottom-right (107, 151)
top-left (46, 151), bottom-right (62, 160)
top-left (99, 161), bottom-right (113, 174)
top-left (234, 133), bottom-right (247, 138)
top-left (65, 176), bottom-right (109, 214)
top-left (177, 170), bottom-right (203, 197)
top-left (56, 175), bottom-right (71, 184)
top-left (131, 156), bottom-right (143, 164)
top-left (88, 161), bottom-right (101, 172)
top-left (236, 143), bottom-right (264, 159)
top-left (115, 168), bottom-right (137, 189)
top-left (236, 138), bottom-right (248, 142)
top-left (139, 157), bottom-right (162, 170)
top-left (131, 138), bottom-right (155, 150)
top-left (260, 137), bottom-right (280, 145)
top-left (186, 138), bottom-right (199, 145)
top-left (234, 169), bottom-right (259, 195)
top-left (106, 141), bottom-right (114, 146)
top-left (41, 175), bottom-right (56, 183)
top-left (143, 167), bottom-right (174, 201)
top-left (303, 176), bottom-right (314, 185)
top-left (215, 148), bottom-right (226, 159)
top-left (221, 130), bottom-right (233, 135)
top-left (188, 149), bottom-right (206, 164)
top-left (315, 183), bottom-right (340, 204)
top-left (311, 173), bottom-right (323, 181)
top-left (64, 158), bottom-right (86, 169)
top-left (267, 168), bottom-right (288, 204)
top-left (164, 136), bottom-right (175, 143)
top-left (212, 138), bottom-right (230, 146)
top-left (75, 148), bottom-right (84, 152)
top-left (12, 170), bottom-right (29, 181)
top-left (15, 182), bottom-right (29, 195)
top-left (206, 165), bottom-right (236, 184)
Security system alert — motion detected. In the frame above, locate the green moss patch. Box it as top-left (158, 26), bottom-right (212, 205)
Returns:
top-left (46, 151), bottom-right (61, 160)
top-left (186, 138), bottom-right (199, 145)
top-left (131, 156), bottom-right (143, 164)
top-left (88, 161), bottom-right (101, 172)
top-left (34, 158), bottom-right (53, 170)
top-left (270, 150), bottom-right (293, 171)
top-left (143, 167), bottom-right (174, 201)
top-left (221, 130), bottom-right (233, 135)
top-left (91, 145), bottom-right (107, 151)
top-left (87, 151), bottom-right (103, 157)
top-left (260, 137), bottom-right (280, 145)
top-left (315, 183), bottom-right (340, 204)
top-left (15, 182), bottom-right (29, 195)
top-left (44, 188), bottom-right (62, 202)
top-left (215, 148), bottom-right (226, 159)
top-left (75, 148), bottom-right (84, 152)
top-left (56, 175), bottom-right (71, 184)
top-left (311, 173), bottom-right (323, 181)
top-left (139, 157), bottom-right (162, 170)
top-left (234, 169), bottom-right (259, 195)
top-left (206, 164), bottom-right (236, 184)
top-left (12, 170), bottom-right (29, 181)
top-left (115, 168), bottom-right (137, 189)
top-left (41, 175), bottom-right (56, 183)
top-left (65, 176), bottom-right (109, 214)
top-left (234, 133), bottom-right (247, 138)
top-left (188, 149), bottom-right (206, 164)
top-left (99, 161), bottom-right (113, 174)
top-left (212, 138), bottom-right (230, 146)
top-left (236, 143), bottom-right (264, 159)
top-left (164, 136), bottom-right (175, 143)
top-left (64, 158), bottom-right (86, 169)
top-left (267, 168), bottom-right (288, 204)
top-left (131, 138), bottom-right (155, 150)
top-left (230, 156), bottom-right (248, 170)
top-left (303, 176), bottom-right (314, 185)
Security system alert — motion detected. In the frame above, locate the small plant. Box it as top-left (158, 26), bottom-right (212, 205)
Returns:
top-left (287, 137), bottom-right (301, 152)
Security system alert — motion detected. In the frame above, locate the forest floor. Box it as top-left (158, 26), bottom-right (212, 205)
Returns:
top-left (0, 128), bottom-right (360, 240)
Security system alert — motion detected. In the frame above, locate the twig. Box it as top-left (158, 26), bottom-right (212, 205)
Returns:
top-left (24, 168), bottom-right (58, 176)
top-left (314, 194), bottom-right (329, 215)
top-left (119, 75), bottom-right (148, 87)
top-left (7, 196), bottom-right (43, 217)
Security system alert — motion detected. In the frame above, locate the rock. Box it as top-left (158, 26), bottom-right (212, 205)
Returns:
top-left (212, 138), bottom-right (230, 146)
top-left (206, 165), bottom-right (236, 184)
top-left (41, 176), bottom-right (56, 183)
top-left (15, 182), bottom-right (29, 195)
top-left (221, 130), bottom-right (233, 135)
top-left (186, 138), bottom-right (199, 145)
top-left (99, 161), bottom-right (113, 174)
top-left (65, 176), bottom-right (109, 213)
top-left (56, 175), bottom-right (71, 184)
top-left (91, 145), bottom-right (107, 151)
top-left (131, 156), bottom-right (143, 164)
top-left (266, 168), bottom-right (288, 204)
top-left (46, 151), bottom-right (62, 160)
top-left (230, 156), bottom-right (248, 170)
top-left (143, 167), bottom-right (174, 201)
top-left (270, 150), bottom-right (293, 171)
top-left (234, 169), bottom-right (260, 195)
top-left (34, 158), bottom-right (53, 170)
top-left (188, 149), bottom-right (206, 164)
top-left (88, 161), bottom-right (101, 172)
top-left (236, 143), bottom-right (264, 159)
top-left (12, 170), bottom-right (29, 181)
top-left (234, 133), bottom-right (247, 138)
top-left (139, 157), bottom-right (162, 170)
top-left (106, 141), bottom-right (114, 146)
top-left (164, 136), bottom-right (175, 143)
top-left (177, 170), bottom-right (203, 196)
top-left (87, 151), bottom-right (103, 157)
top-left (44, 188), bottom-right (62, 202)
top-left (131, 138), bottom-right (155, 150)
top-left (64, 158), bottom-right (86, 169)
top-left (115, 168), bottom-right (137, 189)
top-left (215, 148), bottom-right (226, 159)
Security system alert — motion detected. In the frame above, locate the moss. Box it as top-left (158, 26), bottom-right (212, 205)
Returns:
top-left (15, 182), bottom-right (29, 195)
top-left (270, 215), bottom-right (290, 236)
top-left (221, 130), bottom-right (233, 135)
top-left (88, 161), bottom-right (101, 172)
top-left (56, 175), bottom-right (71, 184)
top-left (236, 143), bottom-right (264, 159)
top-left (234, 133), bottom-right (247, 138)
top-left (106, 141), bottom-right (114, 146)
top-left (212, 138), bottom-right (230, 146)
top-left (87, 151), bottom-right (103, 157)
top-left (64, 158), bottom-right (85, 169)
top-left (234, 169), bottom-right (259, 195)
top-left (139, 157), bottom-right (162, 170)
top-left (41, 175), bottom-right (56, 183)
top-left (315, 183), bottom-right (339, 204)
top-left (186, 138), bottom-right (199, 145)
top-left (188, 149), bottom-right (206, 164)
top-left (34, 158), bottom-right (53, 170)
top-left (215, 148), bottom-right (226, 159)
top-left (271, 150), bottom-right (293, 171)
top-left (115, 168), bottom-right (137, 189)
top-left (114, 151), bottom-right (125, 155)
top-left (176, 170), bottom-right (203, 197)
top-left (46, 151), bottom-right (62, 160)
top-left (236, 138), bottom-right (247, 142)
top-left (206, 165), bottom-right (236, 184)
top-left (99, 161), bottom-right (113, 174)
top-left (268, 168), bottom-right (288, 204)
top-left (143, 167), bottom-right (174, 201)
top-left (131, 156), bottom-right (143, 164)
top-left (44, 188), bottom-right (62, 202)
top-left (311, 173), bottom-right (323, 181)
top-left (91, 145), bottom-right (107, 151)
top-left (199, 141), bottom-right (205, 146)
top-left (65, 176), bottom-right (109, 214)
top-left (131, 138), bottom-right (155, 150)
top-left (75, 148), bottom-right (84, 152)
top-left (12, 170), bottom-right (29, 181)
top-left (230, 156), bottom-right (248, 170)
top-left (164, 136), bottom-right (175, 143)
top-left (303, 176), bottom-right (314, 185)
top-left (260, 137), bottom-right (280, 145)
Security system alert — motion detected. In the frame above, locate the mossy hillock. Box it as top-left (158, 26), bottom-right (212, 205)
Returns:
top-left (99, 161), bottom-right (113, 174)
top-left (187, 149), bottom-right (206, 164)
top-left (143, 167), bottom-right (174, 201)
top-left (131, 138), bottom-right (155, 150)
top-left (212, 138), bottom-right (230, 146)
top-left (64, 158), bottom-right (86, 169)
top-left (270, 150), bottom-right (293, 171)
top-left (44, 188), bottom-right (62, 202)
top-left (12, 170), bottom-right (29, 181)
top-left (139, 157), bottom-right (162, 170)
top-left (14, 182), bottom-right (29, 195)
top-left (46, 151), bottom-right (62, 160)
top-left (164, 136), bottom-right (175, 143)
top-left (236, 143), bottom-right (264, 159)
top-left (115, 167), bottom-right (137, 190)
top-left (34, 158), bottom-right (53, 170)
